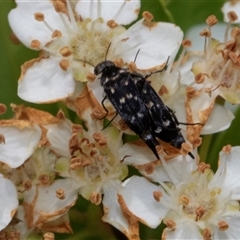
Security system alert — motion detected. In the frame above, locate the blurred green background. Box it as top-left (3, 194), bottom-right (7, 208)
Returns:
top-left (2, 0), bottom-right (240, 239)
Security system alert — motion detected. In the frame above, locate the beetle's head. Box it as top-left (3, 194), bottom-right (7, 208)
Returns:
top-left (94, 60), bottom-right (115, 75)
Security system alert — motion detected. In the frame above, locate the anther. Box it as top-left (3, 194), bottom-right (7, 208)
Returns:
top-left (218, 221), bottom-right (229, 231)
top-left (53, 0), bottom-right (66, 13)
top-left (225, 40), bottom-right (236, 51)
top-left (43, 232), bottom-right (55, 240)
top-left (191, 137), bottom-right (202, 148)
top-left (153, 191), bottom-right (162, 202)
top-left (182, 39), bottom-right (192, 48)
top-left (91, 106), bottom-right (107, 120)
top-left (206, 15), bottom-right (218, 26)
top-left (114, 58), bottom-right (124, 68)
top-left (222, 144), bottom-right (232, 153)
top-left (128, 62), bottom-right (137, 72)
top-left (198, 162), bottom-right (210, 173)
top-left (92, 133), bottom-right (104, 142)
top-left (98, 137), bottom-right (108, 146)
top-left (195, 73), bottom-right (206, 84)
top-left (195, 206), bottom-right (205, 221)
top-left (52, 30), bottom-right (62, 38)
top-left (59, 59), bottom-right (69, 71)
top-left (38, 174), bottom-right (51, 185)
top-left (186, 86), bottom-right (197, 97)
top-left (179, 195), bottom-right (190, 206)
top-left (227, 11), bottom-right (238, 22)
top-left (199, 29), bottom-right (211, 38)
top-left (87, 73), bottom-right (96, 82)
top-left (142, 11), bottom-right (154, 22)
top-left (181, 143), bottom-right (192, 156)
top-left (31, 39), bottom-right (41, 49)
top-left (107, 20), bottom-right (118, 28)
top-left (144, 163), bottom-right (155, 175)
top-left (56, 188), bottom-right (65, 200)
top-left (34, 12), bottom-right (45, 21)
top-left (70, 157), bottom-right (90, 170)
top-left (164, 219), bottom-right (176, 230)
top-left (90, 192), bottom-right (102, 205)
top-left (59, 46), bottom-right (71, 57)
top-left (23, 180), bottom-right (32, 191)
top-left (203, 228), bottom-right (212, 240)
top-left (72, 124), bottom-right (83, 134)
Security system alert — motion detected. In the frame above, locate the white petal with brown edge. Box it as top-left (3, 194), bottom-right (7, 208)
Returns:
top-left (119, 176), bottom-right (169, 228)
top-left (18, 57), bottom-right (75, 103)
top-left (0, 121), bottom-right (41, 168)
top-left (219, 146), bottom-right (240, 200)
top-left (24, 178), bottom-right (78, 227)
top-left (0, 174), bottom-right (18, 231)
top-left (102, 180), bottom-right (131, 236)
top-left (112, 20), bottom-right (183, 69)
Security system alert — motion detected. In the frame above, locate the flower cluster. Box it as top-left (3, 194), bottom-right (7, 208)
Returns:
top-left (1, 0), bottom-right (240, 239)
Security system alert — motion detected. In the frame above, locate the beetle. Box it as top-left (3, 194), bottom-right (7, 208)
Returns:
top-left (94, 60), bottom-right (160, 159)
top-left (131, 70), bottom-right (195, 159)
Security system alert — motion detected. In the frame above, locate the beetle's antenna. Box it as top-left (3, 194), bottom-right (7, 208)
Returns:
top-left (134, 49), bottom-right (141, 63)
top-left (105, 43), bottom-right (112, 60)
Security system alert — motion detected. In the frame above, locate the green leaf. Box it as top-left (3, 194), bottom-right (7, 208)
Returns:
top-left (167, 0), bottom-right (225, 32)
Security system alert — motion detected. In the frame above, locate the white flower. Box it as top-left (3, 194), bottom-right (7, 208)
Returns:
top-left (45, 111), bottom-right (139, 238)
top-left (8, 0), bottom-right (182, 103)
top-left (46, 117), bottom-right (127, 201)
top-left (192, 15), bottom-right (240, 104)
top-left (0, 147), bottom-right (78, 230)
top-left (180, 16), bottom-right (237, 142)
top-left (119, 145), bottom-right (240, 239)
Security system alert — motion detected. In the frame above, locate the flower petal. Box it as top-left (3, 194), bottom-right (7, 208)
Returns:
top-left (18, 57), bottom-right (75, 103)
top-left (219, 146), bottom-right (240, 199)
top-left (45, 119), bottom-right (72, 158)
top-left (119, 141), bottom-right (158, 165)
top-left (0, 174), bottom-right (18, 231)
top-left (119, 176), bottom-right (169, 228)
top-left (201, 104), bottom-right (235, 135)
top-left (163, 221), bottom-right (202, 239)
top-left (75, 0), bottom-right (140, 25)
top-left (102, 180), bottom-right (132, 237)
top-left (149, 155), bottom-right (196, 184)
top-left (8, 0), bottom-right (67, 48)
top-left (212, 215), bottom-right (240, 239)
top-left (24, 178), bottom-right (78, 226)
top-left (13, 205), bottom-right (33, 239)
top-left (41, 212), bottom-right (72, 233)
top-left (0, 121), bottom-right (41, 168)
top-left (112, 20), bottom-right (183, 69)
